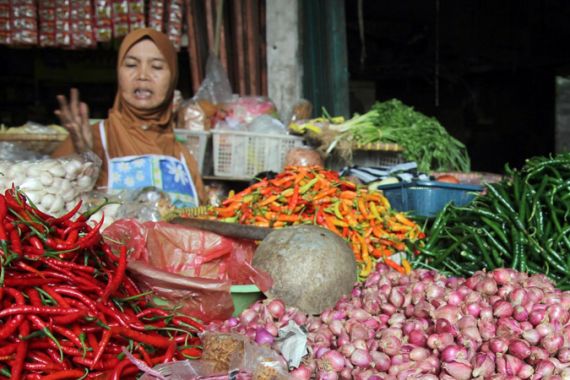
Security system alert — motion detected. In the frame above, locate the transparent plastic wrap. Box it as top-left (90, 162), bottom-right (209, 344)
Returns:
top-left (103, 220), bottom-right (272, 322)
top-left (0, 151), bottom-right (101, 217)
top-left (139, 332), bottom-right (289, 380)
top-left (94, 0), bottom-right (112, 42)
top-left (284, 147), bottom-right (324, 168)
top-left (148, 0), bottom-right (165, 32)
top-left (194, 52), bottom-right (233, 105)
top-left (219, 97), bottom-right (279, 127)
top-left (177, 99), bottom-right (211, 131)
top-left (10, 0), bottom-right (38, 46)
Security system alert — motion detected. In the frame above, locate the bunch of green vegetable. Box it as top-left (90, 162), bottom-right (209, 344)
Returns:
top-left (415, 153), bottom-right (570, 289)
top-left (328, 99), bottom-right (470, 172)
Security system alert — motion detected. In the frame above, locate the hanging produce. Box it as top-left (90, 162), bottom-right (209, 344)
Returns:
top-left (187, 166), bottom-right (424, 278)
top-left (0, 187), bottom-right (203, 379)
top-left (417, 153), bottom-right (570, 289)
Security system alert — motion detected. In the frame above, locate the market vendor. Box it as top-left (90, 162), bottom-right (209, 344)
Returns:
top-left (53, 28), bottom-right (207, 207)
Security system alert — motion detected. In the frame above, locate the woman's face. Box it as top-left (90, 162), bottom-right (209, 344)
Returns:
top-left (118, 39), bottom-right (172, 111)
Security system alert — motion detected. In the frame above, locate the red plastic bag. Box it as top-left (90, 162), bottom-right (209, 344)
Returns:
top-left (103, 220), bottom-right (272, 323)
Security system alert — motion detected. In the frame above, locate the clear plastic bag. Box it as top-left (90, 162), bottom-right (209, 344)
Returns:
top-left (193, 52), bottom-right (233, 105)
top-left (103, 220), bottom-right (272, 322)
top-left (0, 151), bottom-right (101, 217)
top-left (177, 99), bottom-right (211, 131)
top-left (139, 332), bottom-right (290, 380)
top-left (219, 97), bottom-right (279, 127)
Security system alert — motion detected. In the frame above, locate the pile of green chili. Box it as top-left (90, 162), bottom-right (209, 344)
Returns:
top-left (414, 153), bottom-right (570, 289)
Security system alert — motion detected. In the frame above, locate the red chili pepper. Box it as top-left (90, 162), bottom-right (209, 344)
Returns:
top-left (109, 358), bottom-right (137, 380)
top-left (101, 246), bottom-right (127, 303)
top-left (0, 343), bottom-right (18, 357)
top-left (10, 229), bottom-right (22, 255)
top-left (51, 325), bottom-right (83, 349)
top-left (28, 236), bottom-right (45, 255)
top-left (172, 316), bottom-right (205, 332)
top-left (49, 201), bottom-right (83, 225)
top-left (72, 356), bottom-right (119, 371)
top-left (0, 306), bottom-right (80, 319)
top-left (95, 303), bottom-right (129, 328)
top-left (11, 320), bottom-right (29, 380)
top-left (26, 288), bottom-right (42, 307)
top-left (110, 326), bottom-right (172, 348)
top-left (34, 369), bottom-right (85, 380)
top-left (180, 346), bottom-right (203, 358)
top-left (89, 329), bottom-right (111, 370)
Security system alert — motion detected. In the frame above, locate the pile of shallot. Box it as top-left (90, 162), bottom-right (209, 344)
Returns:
top-left (208, 264), bottom-right (570, 380)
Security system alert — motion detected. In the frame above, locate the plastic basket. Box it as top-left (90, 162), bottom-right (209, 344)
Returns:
top-left (174, 129), bottom-right (210, 173)
top-left (379, 180), bottom-right (483, 217)
top-left (327, 144), bottom-right (406, 171)
top-left (212, 130), bottom-right (305, 179)
top-left (231, 284), bottom-right (263, 316)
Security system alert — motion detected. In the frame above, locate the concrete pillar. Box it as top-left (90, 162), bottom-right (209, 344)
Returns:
top-left (556, 77), bottom-right (570, 153)
top-left (266, 0), bottom-right (303, 123)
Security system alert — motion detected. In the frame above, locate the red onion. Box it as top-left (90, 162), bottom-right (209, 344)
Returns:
top-left (509, 288), bottom-right (528, 306)
top-left (427, 333), bottom-right (454, 351)
top-left (490, 338), bottom-right (509, 354)
top-left (352, 339), bottom-right (367, 351)
top-left (239, 309), bottom-right (257, 325)
top-left (508, 339), bottom-right (531, 360)
top-left (350, 349), bottom-right (371, 368)
top-left (472, 352), bottom-right (495, 378)
top-left (267, 299), bottom-right (285, 319)
top-left (339, 343), bottom-right (355, 358)
top-left (480, 305), bottom-right (494, 320)
top-left (317, 371), bottom-right (338, 380)
top-left (492, 268), bottom-right (517, 285)
top-left (408, 329), bottom-right (427, 347)
top-left (529, 346), bottom-right (549, 365)
top-left (542, 334), bottom-right (564, 354)
top-left (478, 318), bottom-right (497, 340)
top-left (517, 364), bottom-right (534, 379)
top-left (522, 328), bottom-right (540, 345)
top-left (440, 345), bottom-right (468, 363)
top-left (320, 350), bottom-right (345, 372)
top-left (534, 359), bottom-right (555, 379)
top-left (315, 347), bottom-right (330, 359)
top-left (513, 305), bottom-right (529, 321)
top-left (477, 278), bottom-right (498, 295)
top-left (329, 320), bottom-right (344, 336)
top-left (494, 301), bottom-right (514, 318)
top-left (426, 284), bottom-right (445, 300)
top-left (442, 361), bottom-right (472, 380)
top-left (447, 291), bottom-right (464, 306)
top-left (434, 305), bottom-right (461, 324)
top-left (461, 326), bottom-right (482, 343)
top-left (389, 288), bottom-right (404, 308)
top-left (504, 354), bottom-right (524, 375)
top-left (379, 334), bottom-right (402, 356)
top-left (290, 365), bottom-right (312, 380)
top-left (558, 347), bottom-right (570, 363)
top-left (465, 302), bottom-right (481, 317)
top-left (409, 347), bottom-right (430, 361)
top-left (536, 322), bottom-right (553, 337)
top-left (548, 304), bottom-right (568, 324)
top-left (370, 351), bottom-right (390, 371)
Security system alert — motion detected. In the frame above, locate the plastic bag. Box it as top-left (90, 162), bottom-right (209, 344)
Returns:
top-left (103, 220), bottom-right (272, 322)
top-left (219, 97), bottom-right (279, 127)
top-left (0, 151), bottom-right (101, 217)
top-left (247, 115), bottom-right (286, 135)
top-left (284, 147), bottom-right (324, 168)
top-left (194, 52), bottom-right (233, 105)
top-left (139, 332), bottom-right (290, 380)
top-left (177, 99), bottom-right (211, 131)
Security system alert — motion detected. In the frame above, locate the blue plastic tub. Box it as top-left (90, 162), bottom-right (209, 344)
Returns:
top-left (379, 181), bottom-right (483, 217)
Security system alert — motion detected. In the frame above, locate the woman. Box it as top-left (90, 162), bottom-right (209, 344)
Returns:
top-left (53, 28), bottom-right (207, 207)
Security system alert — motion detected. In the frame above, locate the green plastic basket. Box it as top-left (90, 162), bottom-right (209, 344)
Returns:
top-left (231, 284), bottom-right (263, 317)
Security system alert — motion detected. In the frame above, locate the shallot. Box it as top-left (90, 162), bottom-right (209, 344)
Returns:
top-left (208, 264), bottom-right (570, 378)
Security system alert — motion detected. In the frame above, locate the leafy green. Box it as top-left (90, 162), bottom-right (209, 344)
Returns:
top-left (331, 99), bottom-right (471, 172)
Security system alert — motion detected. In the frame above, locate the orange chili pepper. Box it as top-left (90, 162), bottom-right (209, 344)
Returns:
top-left (258, 195), bottom-right (279, 207)
top-left (340, 191), bottom-right (357, 200)
top-left (384, 258), bottom-right (405, 274)
top-left (395, 213), bottom-right (416, 228)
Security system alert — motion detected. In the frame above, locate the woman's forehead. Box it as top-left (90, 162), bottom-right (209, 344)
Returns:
top-left (124, 39), bottom-right (166, 60)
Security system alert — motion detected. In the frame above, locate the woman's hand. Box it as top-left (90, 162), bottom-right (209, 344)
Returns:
top-left (54, 88), bottom-right (93, 153)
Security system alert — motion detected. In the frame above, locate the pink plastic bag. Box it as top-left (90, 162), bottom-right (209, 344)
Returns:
top-left (103, 220), bottom-right (272, 322)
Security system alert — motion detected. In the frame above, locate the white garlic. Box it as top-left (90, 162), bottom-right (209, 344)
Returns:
top-left (40, 172), bottom-right (53, 186)
top-left (64, 160), bottom-right (82, 179)
top-left (49, 195), bottom-right (65, 215)
top-left (76, 175), bottom-right (94, 190)
top-left (61, 188), bottom-right (77, 202)
top-left (20, 178), bottom-right (43, 192)
top-left (60, 179), bottom-right (72, 192)
top-left (25, 190), bottom-right (42, 205)
top-left (41, 194), bottom-right (55, 210)
top-left (26, 166), bottom-right (41, 178)
top-left (48, 163), bottom-right (66, 178)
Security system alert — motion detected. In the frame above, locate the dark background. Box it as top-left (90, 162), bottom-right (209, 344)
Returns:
top-left (345, 1), bottom-right (570, 172)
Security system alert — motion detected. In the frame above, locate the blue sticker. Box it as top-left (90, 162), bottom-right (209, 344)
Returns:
top-left (110, 157), bottom-right (153, 189)
top-left (159, 158), bottom-right (196, 199)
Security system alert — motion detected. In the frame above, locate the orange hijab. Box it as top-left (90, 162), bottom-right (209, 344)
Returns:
top-left (90, 29), bottom-right (206, 202)
top-left (103, 28), bottom-right (179, 158)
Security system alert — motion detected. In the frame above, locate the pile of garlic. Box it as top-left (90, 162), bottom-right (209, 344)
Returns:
top-left (0, 157), bottom-right (99, 216)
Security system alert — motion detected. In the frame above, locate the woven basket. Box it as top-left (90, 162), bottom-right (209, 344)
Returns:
top-left (0, 132), bottom-right (68, 155)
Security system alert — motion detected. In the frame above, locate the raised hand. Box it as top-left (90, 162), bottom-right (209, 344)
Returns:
top-left (54, 88), bottom-right (93, 153)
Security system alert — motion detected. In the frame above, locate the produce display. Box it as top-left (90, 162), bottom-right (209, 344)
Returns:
top-left (210, 264), bottom-right (570, 379)
top-left (0, 155), bottom-right (100, 217)
top-left (418, 153), bottom-right (570, 289)
top-left (199, 166), bottom-right (425, 278)
top-left (0, 188), bottom-right (203, 379)
top-left (300, 99), bottom-right (470, 173)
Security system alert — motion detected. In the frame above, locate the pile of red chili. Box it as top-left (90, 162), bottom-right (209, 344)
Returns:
top-left (201, 166), bottom-right (425, 278)
top-left (0, 187), bottom-right (203, 380)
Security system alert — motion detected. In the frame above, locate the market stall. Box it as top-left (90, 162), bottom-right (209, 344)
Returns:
top-left (0, 4), bottom-right (564, 374)
top-left (3, 80), bottom-right (570, 380)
